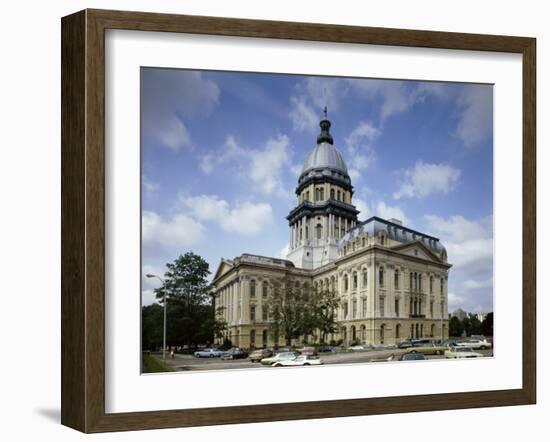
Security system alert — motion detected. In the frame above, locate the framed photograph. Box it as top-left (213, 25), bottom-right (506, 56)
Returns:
top-left (61, 9), bottom-right (536, 433)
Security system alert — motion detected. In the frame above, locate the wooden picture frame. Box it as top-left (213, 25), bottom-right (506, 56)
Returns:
top-left (61, 9), bottom-right (536, 433)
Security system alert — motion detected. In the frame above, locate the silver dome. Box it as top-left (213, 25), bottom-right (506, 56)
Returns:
top-left (302, 142), bottom-right (348, 174)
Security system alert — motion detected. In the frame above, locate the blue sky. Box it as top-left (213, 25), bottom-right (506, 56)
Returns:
top-left (141, 68), bottom-right (494, 314)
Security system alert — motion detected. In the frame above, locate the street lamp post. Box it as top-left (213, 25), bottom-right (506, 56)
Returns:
top-left (146, 274), bottom-right (167, 362)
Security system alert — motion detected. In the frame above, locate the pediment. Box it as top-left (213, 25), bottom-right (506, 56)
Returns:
top-left (390, 240), bottom-right (442, 263)
top-left (212, 259), bottom-right (235, 282)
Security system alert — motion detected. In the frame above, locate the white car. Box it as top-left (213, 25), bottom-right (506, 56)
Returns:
top-left (272, 355), bottom-right (322, 367)
top-left (348, 345), bottom-right (367, 351)
top-left (455, 339), bottom-right (492, 350)
top-left (445, 347), bottom-right (484, 359)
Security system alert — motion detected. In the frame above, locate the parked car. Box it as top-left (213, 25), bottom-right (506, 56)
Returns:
top-left (193, 348), bottom-right (224, 358)
top-left (221, 347), bottom-right (248, 360)
top-left (249, 348), bottom-right (273, 362)
top-left (272, 355), bottom-right (322, 367)
top-left (317, 345), bottom-right (335, 353)
top-left (348, 345), bottom-right (367, 351)
top-left (260, 351), bottom-right (299, 366)
top-left (399, 352), bottom-right (426, 361)
top-left (398, 340), bottom-right (414, 349)
top-left (411, 339), bottom-right (434, 347)
top-left (298, 346), bottom-right (318, 356)
top-left (407, 343), bottom-right (448, 355)
top-left (455, 339), bottom-right (492, 350)
top-left (372, 343), bottom-right (397, 350)
top-left (444, 347), bottom-right (484, 359)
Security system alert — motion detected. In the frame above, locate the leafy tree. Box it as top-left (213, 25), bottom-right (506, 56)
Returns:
top-left (146, 252), bottom-right (226, 348)
top-left (312, 288), bottom-right (340, 344)
top-left (449, 316), bottom-right (463, 337)
top-left (265, 277), bottom-right (311, 347)
top-left (142, 303), bottom-right (163, 350)
top-left (480, 312), bottom-right (493, 336)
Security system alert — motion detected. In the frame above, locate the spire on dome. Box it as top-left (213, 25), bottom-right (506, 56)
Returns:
top-left (317, 107), bottom-right (334, 145)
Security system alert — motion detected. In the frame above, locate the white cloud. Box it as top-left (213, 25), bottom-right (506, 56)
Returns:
top-left (199, 135), bottom-right (291, 197)
top-left (455, 85), bottom-right (493, 147)
top-left (448, 292), bottom-right (466, 310)
top-left (142, 211), bottom-right (204, 248)
top-left (289, 95), bottom-right (318, 133)
top-left (142, 175), bottom-right (159, 193)
top-left (142, 70), bottom-right (220, 151)
top-left (375, 201), bottom-right (407, 224)
top-left (303, 77), bottom-right (349, 112)
top-left (424, 214), bottom-right (492, 243)
top-left (354, 197), bottom-right (370, 220)
top-left (393, 161), bottom-right (461, 199)
top-left (424, 214), bottom-right (493, 272)
top-left (249, 136), bottom-right (291, 195)
top-left (279, 244), bottom-right (289, 259)
top-left (347, 79), bottom-right (417, 121)
top-left (345, 121), bottom-right (379, 174)
top-left (464, 277), bottom-right (493, 289)
top-left (180, 194), bottom-right (273, 235)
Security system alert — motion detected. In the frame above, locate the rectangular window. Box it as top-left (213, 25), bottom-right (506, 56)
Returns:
top-left (352, 300), bottom-right (357, 318)
top-left (262, 306), bottom-right (268, 321)
top-left (430, 301), bottom-right (434, 317)
top-left (394, 271), bottom-right (399, 289)
top-left (395, 299), bottom-right (399, 316)
top-left (362, 298), bottom-right (367, 317)
top-left (353, 274), bottom-right (358, 289)
top-left (379, 268), bottom-right (384, 286)
top-left (250, 305), bottom-right (256, 321)
top-left (363, 270), bottom-right (368, 287)
top-left (379, 297), bottom-right (385, 317)
top-left (262, 284), bottom-right (268, 298)
top-left (250, 282), bottom-right (256, 297)
top-left (343, 303), bottom-right (348, 319)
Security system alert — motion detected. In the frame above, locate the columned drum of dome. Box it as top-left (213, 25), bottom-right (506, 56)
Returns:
top-left (286, 115), bottom-right (359, 269)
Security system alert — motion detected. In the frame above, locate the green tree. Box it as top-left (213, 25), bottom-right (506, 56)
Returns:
top-left (266, 277), bottom-right (311, 347)
top-left (313, 287), bottom-right (340, 344)
top-left (480, 312), bottom-right (493, 336)
top-left (142, 303), bottom-right (163, 350)
top-left (150, 252), bottom-right (226, 348)
top-left (449, 316), bottom-right (463, 337)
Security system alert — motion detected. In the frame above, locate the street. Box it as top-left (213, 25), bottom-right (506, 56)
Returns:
top-left (153, 348), bottom-right (494, 372)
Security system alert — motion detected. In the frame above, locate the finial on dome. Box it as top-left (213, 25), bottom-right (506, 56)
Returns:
top-left (317, 107), bottom-right (333, 145)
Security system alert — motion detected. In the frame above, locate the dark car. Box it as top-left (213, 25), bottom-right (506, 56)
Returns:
top-left (399, 352), bottom-right (426, 361)
top-left (221, 347), bottom-right (248, 360)
top-left (317, 345), bottom-right (334, 353)
top-left (398, 340), bottom-right (413, 349)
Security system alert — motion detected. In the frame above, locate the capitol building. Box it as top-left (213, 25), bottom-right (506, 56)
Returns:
top-left (212, 112), bottom-right (451, 348)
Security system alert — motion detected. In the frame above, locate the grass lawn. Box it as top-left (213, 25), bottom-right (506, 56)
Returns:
top-left (142, 352), bottom-right (175, 373)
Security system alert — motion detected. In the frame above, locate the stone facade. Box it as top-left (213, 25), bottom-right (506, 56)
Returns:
top-left (212, 114), bottom-right (450, 348)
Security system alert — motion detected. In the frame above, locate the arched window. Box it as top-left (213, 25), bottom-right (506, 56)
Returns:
top-left (250, 280), bottom-right (256, 297)
top-left (362, 237), bottom-right (365, 247)
top-left (320, 188), bottom-right (324, 200)
top-left (262, 281), bottom-right (268, 298)
top-left (353, 272), bottom-right (358, 289)
top-left (305, 225), bottom-right (309, 240)
top-left (337, 190), bottom-right (341, 201)
top-left (352, 300), bottom-right (357, 318)
top-left (344, 274), bottom-right (349, 291)
top-left (363, 269), bottom-right (368, 286)
top-left (306, 191), bottom-right (310, 201)
top-left (316, 223), bottom-right (323, 239)
top-left (330, 188), bottom-right (335, 199)
top-left (440, 278), bottom-right (444, 294)
top-left (380, 235), bottom-right (385, 246)
top-left (395, 298), bottom-right (399, 316)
